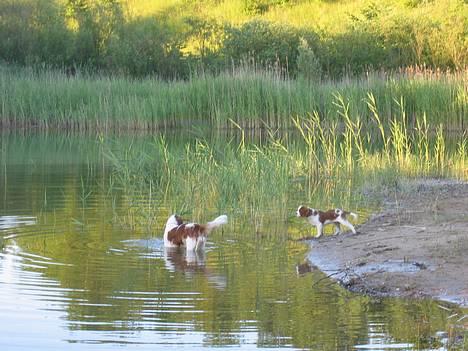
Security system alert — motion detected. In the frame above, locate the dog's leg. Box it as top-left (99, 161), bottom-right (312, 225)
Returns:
top-left (186, 237), bottom-right (197, 251)
top-left (337, 218), bottom-right (356, 234)
top-left (196, 237), bottom-right (206, 251)
top-left (333, 223), bottom-right (341, 235)
top-left (315, 223), bottom-right (323, 238)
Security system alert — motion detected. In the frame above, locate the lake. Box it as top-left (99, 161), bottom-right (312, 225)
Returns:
top-left (0, 131), bottom-right (465, 350)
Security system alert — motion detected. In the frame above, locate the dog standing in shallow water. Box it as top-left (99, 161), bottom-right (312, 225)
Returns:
top-left (296, 206), bottom-right (357, 238)
top-left (163, 214), bottom-right (228, 251)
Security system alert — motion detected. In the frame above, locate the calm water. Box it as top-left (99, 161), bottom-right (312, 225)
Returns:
top-left (0, 132), bottom-right (465, 350)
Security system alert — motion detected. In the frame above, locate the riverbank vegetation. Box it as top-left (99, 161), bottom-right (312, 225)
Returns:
top-left (1, 0), bottom-right (466, 78)
top-left (1, 0), bottom-right (466, 130)
top-left (1, 65), bottom-right (466, 130)
top-left (103, 106), bottom-right (467, 233)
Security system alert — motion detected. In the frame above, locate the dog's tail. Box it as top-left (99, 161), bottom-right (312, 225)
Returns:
top-left (336, 208), bottom-right (358, 219)
top-left (206, 215), bottom-right (228, 231)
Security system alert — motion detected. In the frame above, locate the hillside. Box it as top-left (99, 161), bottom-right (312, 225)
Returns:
top-left (0, 0), bottom-right (466, 78)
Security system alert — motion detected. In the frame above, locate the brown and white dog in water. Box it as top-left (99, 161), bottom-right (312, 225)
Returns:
top-left (296, 206), bottom-right (358, 238)
top-left (163, 214), bottom-right (228, 251)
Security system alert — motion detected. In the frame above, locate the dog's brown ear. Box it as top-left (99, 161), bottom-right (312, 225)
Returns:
top-left (298, 205), bottom-right (309, 217)
top-left (311, 209), bottom-right (318, 216)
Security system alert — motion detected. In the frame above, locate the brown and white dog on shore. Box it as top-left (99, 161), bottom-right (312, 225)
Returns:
top-left (296, 206), bottom-right (357, 238)
top-left (163, 214), bottom-right (228, 251)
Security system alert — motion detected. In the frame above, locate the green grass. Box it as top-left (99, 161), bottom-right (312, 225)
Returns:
top-left (103, 108), bottom-right (468, 233)
top-left (126, 0), bottom-right (459, 33)
top-left (1, 65), bottom-right (466, 130)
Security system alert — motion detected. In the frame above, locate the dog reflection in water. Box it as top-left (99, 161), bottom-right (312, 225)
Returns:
top-left (163, 247), bottom-right (227, 290)
top-left (163, 247), bottom-right (206, 274)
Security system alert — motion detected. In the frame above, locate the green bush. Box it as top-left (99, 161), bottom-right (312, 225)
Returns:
top-left (324, 30), bottom-right (387, 76)
top-left (105, 17), bottom-right (188, 77)
top-left (183, 17), bottom-right (226, 74)
top-left (0, 0), bottom-right (72, 65)
top-left (0, 0), bottom-right (465, 79)
top-left (296, 38), bottom-right (322, 81)
top-left (65, 0), bottom-right (125, 66)
top-left (223, 20), bottom-right (300, 72)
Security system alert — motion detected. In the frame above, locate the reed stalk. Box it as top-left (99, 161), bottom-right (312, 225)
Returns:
top-left (1, 65), bottom-right (466, 130)
top-left (103, 101), bottom-right (467, 232)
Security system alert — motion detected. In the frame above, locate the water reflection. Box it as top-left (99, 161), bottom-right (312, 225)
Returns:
top-left (164, 247), bottom-right (227, 290)
top-left (0, 132), bottom-right (466, 350)
top-left (164, 246), bottom-right (207, 273)
top-left (0, 215), bottom-right (36, 230)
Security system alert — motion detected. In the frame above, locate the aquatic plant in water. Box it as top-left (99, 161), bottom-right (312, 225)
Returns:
top-left (103, 96), bottom-right (467, 234)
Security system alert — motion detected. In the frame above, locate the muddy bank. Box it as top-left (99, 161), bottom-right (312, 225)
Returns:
top-left (306, 179), bottom-right (468, 307)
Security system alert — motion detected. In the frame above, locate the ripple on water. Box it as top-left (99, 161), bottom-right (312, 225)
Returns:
top-left (0, 215), bottom-right (37, 230)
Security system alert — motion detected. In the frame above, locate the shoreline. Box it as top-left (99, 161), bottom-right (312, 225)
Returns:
top-left (306, 178), bottom-right (468, 307)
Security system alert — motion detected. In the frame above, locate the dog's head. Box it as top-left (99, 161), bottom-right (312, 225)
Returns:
top-left (296, 205), bottom-right (317, 218)
top-left (165, 214), bottom-right (184, 230)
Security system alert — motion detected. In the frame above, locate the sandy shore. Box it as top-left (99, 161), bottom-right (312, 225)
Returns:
top-left (305, 179), bottom-right (468, 307)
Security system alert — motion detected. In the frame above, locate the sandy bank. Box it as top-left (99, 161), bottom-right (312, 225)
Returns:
top-left (306, 179), bottom-right (468, 307)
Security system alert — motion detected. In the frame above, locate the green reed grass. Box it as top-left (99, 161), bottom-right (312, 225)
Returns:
top-left (1, 65), bottom-right (466, 130)
top-left (103, 100), bottom-right (468, 234)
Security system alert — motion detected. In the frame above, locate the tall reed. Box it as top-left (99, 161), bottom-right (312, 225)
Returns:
top-left (104, 97), bottom-right (468, 233)
top-left (1, 65), bottom-right (466, 131)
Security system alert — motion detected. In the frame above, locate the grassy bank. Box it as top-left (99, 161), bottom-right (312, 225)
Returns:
top-left (1, 66), bottom-right (466, 130)
top-left (104, 109), bottom-right (468, 233)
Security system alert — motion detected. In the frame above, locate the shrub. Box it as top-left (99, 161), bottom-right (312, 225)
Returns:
top-left (296, 38), bottom-right (322, 81)
top-left (65, 0), bottom-right (125, 66)
top-left (0, 0), bottom-right (72, 65)
top-left (223, 20), bottom-right (300, 72)
top-left (105, 17), bottom-right (188, 78)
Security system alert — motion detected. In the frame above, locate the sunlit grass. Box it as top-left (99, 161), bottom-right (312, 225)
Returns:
top-left (120, 0), bottom-right (381, 36)
top-left (122, 0), bottom-right (181, 18)
top-left (260, 0), bottom-right (363, 32)
top-left (120, 0), bottom-right (462, 36)
top-left (115, 0), bottom-right (409, 31)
